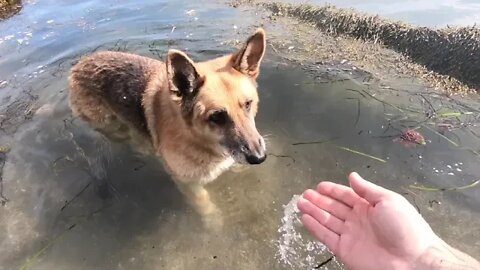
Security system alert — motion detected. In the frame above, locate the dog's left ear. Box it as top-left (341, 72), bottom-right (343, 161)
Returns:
top-left (166, 49), bottom-right (203, 102)
top-left (232, 28), bottom-right (266, 79)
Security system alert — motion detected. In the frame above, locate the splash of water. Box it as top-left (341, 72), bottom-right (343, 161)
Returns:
top-left (276, 194), bottom-right (334, 269)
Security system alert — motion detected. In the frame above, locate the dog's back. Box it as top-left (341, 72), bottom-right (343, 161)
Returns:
top-left (69, 51), bottom-right (162, 144)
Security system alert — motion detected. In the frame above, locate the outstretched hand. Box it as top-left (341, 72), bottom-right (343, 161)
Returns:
top-left (297, 172), bottom-right (446, 270)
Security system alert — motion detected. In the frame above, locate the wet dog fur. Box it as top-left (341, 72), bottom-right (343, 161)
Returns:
top-left (68, 29), bottom-right (267, 228)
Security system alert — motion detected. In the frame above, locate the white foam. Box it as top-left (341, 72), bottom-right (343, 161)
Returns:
top-left (276, 195), bottom-right (338, 269)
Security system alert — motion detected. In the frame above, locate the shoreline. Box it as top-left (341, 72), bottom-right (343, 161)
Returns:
top-left (230, 0), bottom-right (479, 94)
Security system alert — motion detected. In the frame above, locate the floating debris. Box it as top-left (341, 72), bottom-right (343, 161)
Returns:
top-left (19, 222), bottom-right (81, 270)
top-left (422, 124), bottom-right (459, 147)
top-left (185, 9), bottom-right (196, 16)
top-left (437, 111), bottom-right (474, 118)
top-left (337, 146), bottom-right (387, 163)
top-left (399, 129), bottom-right (426, 145)
top-left (291, 136), bottom-right (340, 146)
top-left (0, 149), bottom-right (8, 205)
top-left (409, 179), bottom-right (479, 192)
top-left (0, 145), bottom-right (11, 153)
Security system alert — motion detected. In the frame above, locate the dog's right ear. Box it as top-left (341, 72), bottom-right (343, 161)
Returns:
top-left (166, 49), bottom-right (204, 103)
top-left (231, 28), bottom-right (266, 79)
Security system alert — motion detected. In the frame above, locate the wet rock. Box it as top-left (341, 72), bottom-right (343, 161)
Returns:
top-left (0, 0), bottom-right (22, 20)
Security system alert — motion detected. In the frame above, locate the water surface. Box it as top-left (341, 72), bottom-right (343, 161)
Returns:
top-left (0, 1), bottom-right (479, 269)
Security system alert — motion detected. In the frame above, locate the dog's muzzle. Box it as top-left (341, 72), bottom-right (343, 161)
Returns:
top-left (240, 137), bottom-right (267, 165)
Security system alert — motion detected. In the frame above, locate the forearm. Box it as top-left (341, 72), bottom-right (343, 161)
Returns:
top-left (415, 239), bottom-right (480, 270)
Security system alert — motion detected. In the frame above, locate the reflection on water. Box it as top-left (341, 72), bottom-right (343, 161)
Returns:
top-left (0, 0), bottom-right (479, 269)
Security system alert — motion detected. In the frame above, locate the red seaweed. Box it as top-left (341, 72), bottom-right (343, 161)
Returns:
top-left (399, 129), bottom-right (426, 145)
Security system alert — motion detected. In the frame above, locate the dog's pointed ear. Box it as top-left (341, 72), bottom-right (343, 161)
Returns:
top-left (232, 28), bottom-right (266, 79)
top-left (166, 49), bottom-right (203, 102)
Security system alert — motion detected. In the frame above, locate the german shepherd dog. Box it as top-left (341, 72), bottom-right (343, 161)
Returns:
top-left (68, 29), bottom-right (267, 228)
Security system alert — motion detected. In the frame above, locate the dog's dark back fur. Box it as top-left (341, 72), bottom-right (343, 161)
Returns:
top-left (70, 51), bottom-right (158, 135)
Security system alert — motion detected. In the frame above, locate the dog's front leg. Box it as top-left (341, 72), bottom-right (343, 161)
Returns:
top-left (175, 180), bottom-right (223, 231)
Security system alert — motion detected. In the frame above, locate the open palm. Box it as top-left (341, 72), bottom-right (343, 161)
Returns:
top-left (297, 172), bottom-right (439, 270)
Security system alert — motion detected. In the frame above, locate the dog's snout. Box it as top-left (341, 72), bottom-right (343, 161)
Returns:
top-left (241, 140), bottom-right (267, 165)
top-left (245, 152), bottom-right (267, 165)
top-left (259, 137), bottom-right (266, 151)
top-left (240, 145), bottom-right (248, 153)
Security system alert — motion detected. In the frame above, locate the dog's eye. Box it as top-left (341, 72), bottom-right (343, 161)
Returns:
top-left (208, 110), bottom-right (228, 126)
top-left (245, 100), bottom-right (253, 111)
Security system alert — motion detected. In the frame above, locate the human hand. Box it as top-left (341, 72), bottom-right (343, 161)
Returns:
top-left (297, 172), bottom-right (443, 270)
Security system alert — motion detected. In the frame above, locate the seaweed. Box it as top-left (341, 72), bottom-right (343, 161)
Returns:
top-left (336, 146), bottom-right (387, 163)
top-left (409, 179), bottom-right (479, 192)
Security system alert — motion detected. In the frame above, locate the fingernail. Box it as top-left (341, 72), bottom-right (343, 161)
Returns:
top-left (303, 189), bottom-right (316, 198)
top-left (297, 198), bottom-right (308, 212)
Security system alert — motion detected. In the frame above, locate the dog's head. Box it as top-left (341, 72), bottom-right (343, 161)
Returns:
top-left (166, 28), bottom-right (267, 165)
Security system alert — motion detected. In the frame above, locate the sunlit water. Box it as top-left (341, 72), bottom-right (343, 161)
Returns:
top-left (275, 0), bottom-right (480, 27)
top-left (0, 0), bottom-right (479, 269)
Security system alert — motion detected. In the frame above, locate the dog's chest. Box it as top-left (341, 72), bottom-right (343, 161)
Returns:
top-left (199, 157), bottom-right (235, 184)
top-left (186, 156), bottom-right (235, 184)
top-left (162, 149), bottom-right (234, 184)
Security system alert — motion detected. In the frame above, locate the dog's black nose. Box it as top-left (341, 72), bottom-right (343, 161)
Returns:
top-left (246, 153), bottom-right (267, 165)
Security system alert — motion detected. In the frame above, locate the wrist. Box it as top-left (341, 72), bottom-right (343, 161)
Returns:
top-left (413, 237), bottom-right (480, 270)
top-left (413, 242), bottom-right (448, 270)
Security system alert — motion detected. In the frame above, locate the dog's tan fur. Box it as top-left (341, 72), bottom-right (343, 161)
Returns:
top-left (68, 29), bottom-right (267, 228)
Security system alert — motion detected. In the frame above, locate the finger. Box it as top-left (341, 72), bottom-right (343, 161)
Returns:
top-left (349, 172), bottom-right (391, 205)
top-left (316, 181), bottom-right (361, 208)
top-left (297, 198), bottom-right (344, 235)
top-left (301, 214), bottom-right (339, 254)
top-left (303, 189), bottom-right (351, 220)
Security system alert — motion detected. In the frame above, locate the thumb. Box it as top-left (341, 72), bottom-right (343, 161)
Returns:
top-left (349, 172), bottom-right (390, 205)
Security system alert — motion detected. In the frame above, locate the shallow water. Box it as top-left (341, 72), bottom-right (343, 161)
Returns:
top-left (275, 0), bottom-right (480, 27)
top-left (1, 1), bottom-right (480, 270)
